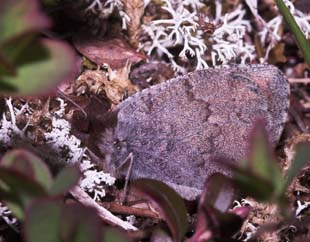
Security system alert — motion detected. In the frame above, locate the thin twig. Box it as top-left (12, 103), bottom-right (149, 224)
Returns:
top-left (288, 78), bottom-right (310, 84)
top-left (70, 186), bottom-right (138, 231)
top-left (289, 109), bottom-right (308, 133)
top-left (299, 89), bottom-right (310, 102)
top-left (57, 88), bottom-right (88, 118)
top-left (99, 202), bottom-right (160, 219)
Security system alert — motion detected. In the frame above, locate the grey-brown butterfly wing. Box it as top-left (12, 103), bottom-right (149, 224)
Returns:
top-left (100, 65), bottom-right (289, 200)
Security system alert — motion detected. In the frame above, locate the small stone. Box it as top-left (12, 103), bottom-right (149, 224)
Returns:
top-left (98, 65), bottom-right (290, 200)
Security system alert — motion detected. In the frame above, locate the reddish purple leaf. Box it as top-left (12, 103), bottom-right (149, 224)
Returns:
top-left (232, 206), bottom-right (251, 220)
top-left (190, 205), bottom-right (245, 241)
top-left (60, 203), bottom-right (102, 242)
top-left (199, 173), bottom-right (235, 212)
top-left (131, 178), bottom-right (188, 242)
top-left (73, 37), bottom-right (146, 69)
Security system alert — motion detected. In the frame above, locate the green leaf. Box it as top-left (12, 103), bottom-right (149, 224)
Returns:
top-left (102, 228), bottom-right (130, 242)
top-left (131, 179), bottom-right (188, 242)
top-left (6, 202), bottom-right (24, 221)
top-left (24, 198), bottom-right (62, 242)
top-left (49, 166), bottom-right (81, 196)
top-left (246, 122), bottom-right (282, 189)
top-left (1, 35), bottom-right (37, 69)
top-left (0, 0), bottom-right (78, 95)
top-left (232, 122), bottom-right (283, 201)
top-left (283, 143), bottom-right (310, 192)
top-left (233, 165), bottom-right (275, 201)
top-left (1, 149), bottom-right (52, 190)
top-left (24, 199), bottom-right (103, 242)
top-left (41, 0), bottom-right (61, 7)
top-left (0, 51), bottom-right (16, 76)
top-left (0, 0), bottom-right (50, 45)
top-left (200, 173), bottom-right (235, 213)
top-left (0, 38), bottom-right (77, 95)
top-left (0, 168), bottom-right (47, 219)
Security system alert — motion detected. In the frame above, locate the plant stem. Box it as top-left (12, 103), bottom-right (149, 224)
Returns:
top-left (275, 0), bottom-right (310, 67)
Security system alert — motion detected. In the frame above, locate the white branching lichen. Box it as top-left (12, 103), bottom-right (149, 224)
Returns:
top-left (141, 0), bottom-right (255, 72)
top-left (233, 199), bottom-right (257, 242)
top-left (296, 200), bottom-right (310, 218)
top-left (85, 0), bottom-right (150, 30)
top-left (179, 0), bottom-right (205, 10)
top-left (258, 0), bottom-right (310, 57)
top-left (85, 0), bottom-right (129, 29)
top-left (44, 99), bottom-right (116, 201)
top-left (0, 98), bottom-right (29, 146)
top-left (142, 0), bottom-right (206, 72)
top-left (0, 98), bottom-right (115, 205)
top-left (44, 99), bottom-right (85, 164)
top-left (80, 158), bottom-right (116, 201)
top-left (211, 2), bottom-right (255, 66)
top-left (0, 202), bottom-right (17, 226)
top-left (126, 215), bottom-right (136, 225)
top-left (83, 0), bottom-right (308, 71)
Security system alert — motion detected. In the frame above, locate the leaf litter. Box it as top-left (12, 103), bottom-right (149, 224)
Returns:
top-left (1, 0), bottom-right (310, 241)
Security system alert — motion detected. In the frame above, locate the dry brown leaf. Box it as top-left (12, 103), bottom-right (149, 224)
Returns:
top-left (284, 134), bottom-right (310, 173)
top-left (269, 43), bottom-right (287, 64)
top-left (104, 62), bottom-right (139, 105)
top-left (74, 69), bottom-right (107, 96)
top-left (254, 34), bottom-right (265, 60)
top-left (73, 37), bottom-right (146, 69)
top-left (295, 0), bottom-right (310, 12)
top-left (73, 63), bottom-right (139, 104)
top-left (130, 62), bottom-right (174, 89)
top-left (293, 63), bottom-right (309, 78)
top-left (124, 0), bottom-right (145, 48)
top-left (238, 198), bottom-right (282, 242)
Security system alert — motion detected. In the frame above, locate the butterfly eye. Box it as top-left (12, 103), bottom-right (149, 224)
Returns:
top-left (113, 140), bottom-right (122, 150)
